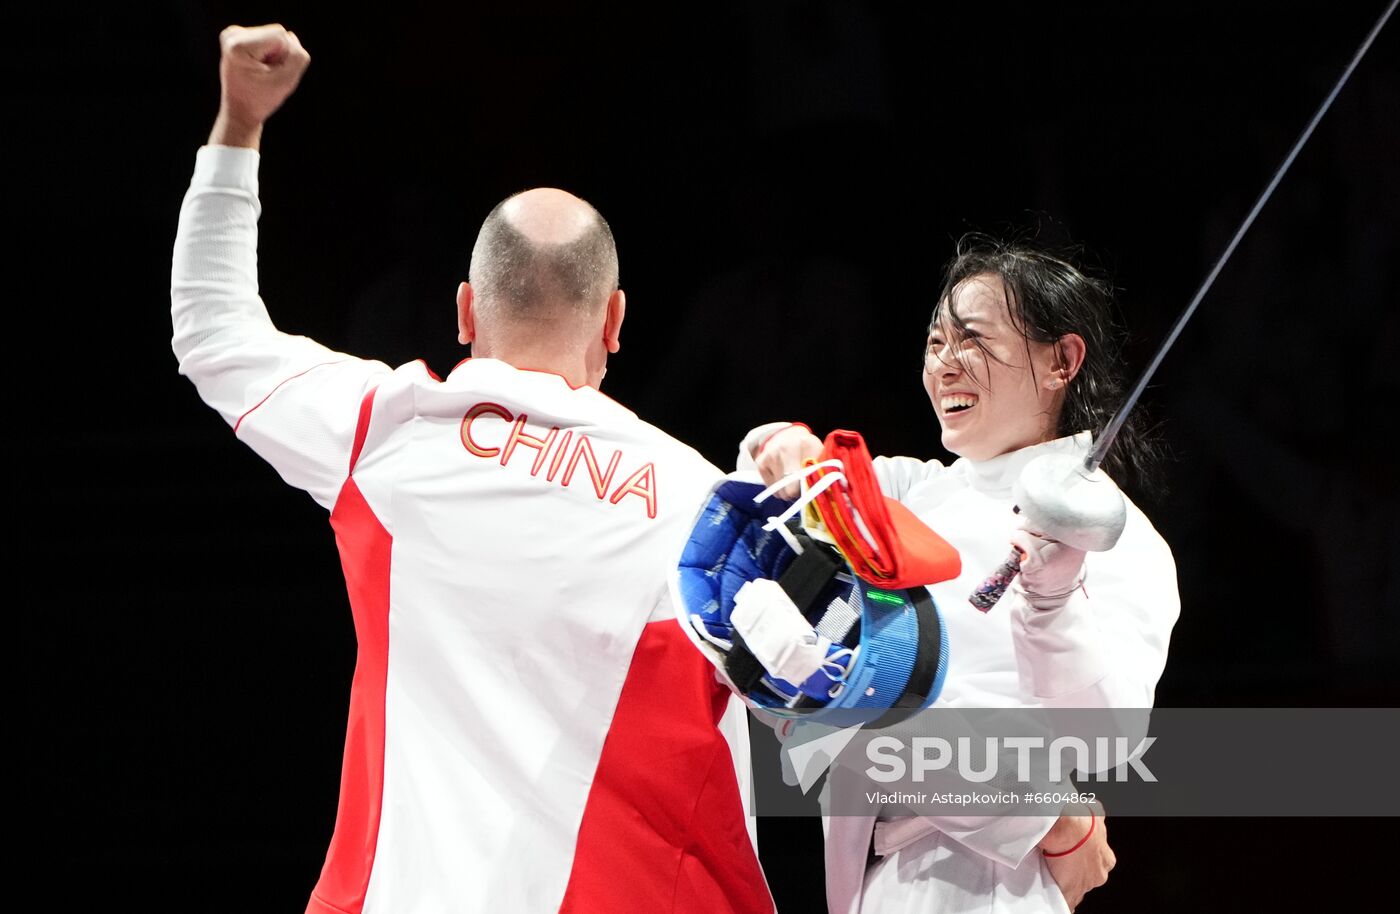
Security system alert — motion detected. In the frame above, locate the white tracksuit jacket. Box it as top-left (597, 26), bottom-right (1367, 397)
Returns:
top-left (172, 145), bottom-right (773, 914)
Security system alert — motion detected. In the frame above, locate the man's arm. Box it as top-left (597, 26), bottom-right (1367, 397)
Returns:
top-left (173, 25), bottom-right (391, 509)
top-left (208, 24), bottom-right (309, 149)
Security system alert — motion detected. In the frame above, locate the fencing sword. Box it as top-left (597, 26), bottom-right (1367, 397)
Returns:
top-left (971, 0), bottom-right (1396, 611)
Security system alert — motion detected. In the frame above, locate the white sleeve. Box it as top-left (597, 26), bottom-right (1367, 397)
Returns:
top-left (1008, 501), bottom-right (1180, 707)
top-left (916, 503), bottom-right (1177, 870)
top-left (875, 814), bottom-right (1058, 869)
top-left (171, 145), bottom-right (392, 510)
top-left (870, 454), bottom-right (945, 501)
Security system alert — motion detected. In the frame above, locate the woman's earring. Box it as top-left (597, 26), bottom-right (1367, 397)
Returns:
top-left (1048, 378), bottom-right (1062, 390)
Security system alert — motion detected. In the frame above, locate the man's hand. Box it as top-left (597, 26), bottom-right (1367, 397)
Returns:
top-left (209, 24), bottom-right (311, 149)
top-left (754, 424), bottom-right (823, 500)
top-left (1040, 808), bottom-right (1115, 910)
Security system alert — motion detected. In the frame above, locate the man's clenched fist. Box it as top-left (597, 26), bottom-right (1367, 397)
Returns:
top-left (209, 24), bottom-right (310, 149)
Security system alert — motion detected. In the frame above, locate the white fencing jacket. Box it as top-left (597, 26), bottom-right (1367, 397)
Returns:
top-left (837, 436), bottom-right (1178, 914)
top-left (737, 426), bottom-right (1177, 914)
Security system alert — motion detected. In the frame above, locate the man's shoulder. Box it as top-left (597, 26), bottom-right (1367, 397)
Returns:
top-left (619, 415), bottom-right (720, 484)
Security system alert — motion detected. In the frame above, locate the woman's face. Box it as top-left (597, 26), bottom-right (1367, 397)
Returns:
top-left (923, 274), bottom-right (1069, 461)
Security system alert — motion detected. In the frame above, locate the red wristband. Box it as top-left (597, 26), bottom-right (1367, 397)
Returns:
top-left (1043, 809), bottom-right (1095, 858)
top-left (754, 422), bottom-right (812, 460)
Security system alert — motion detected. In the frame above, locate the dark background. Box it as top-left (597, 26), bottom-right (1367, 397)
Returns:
top-left (19, 1), bottom-right (1398, 910)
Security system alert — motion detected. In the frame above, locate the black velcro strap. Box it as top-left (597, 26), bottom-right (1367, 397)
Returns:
top-left (870, 587), bottom-right (942, 729)
top-left (724, 631), bottom-right (769, 693)
top-left (776, 537), bottom-right (844, 613)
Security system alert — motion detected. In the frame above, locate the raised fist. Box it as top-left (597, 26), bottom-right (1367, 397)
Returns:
top-left (216, 24), bottom-right (310, 131)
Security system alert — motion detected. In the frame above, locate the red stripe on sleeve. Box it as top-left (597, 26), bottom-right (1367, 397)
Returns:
top-left (233, 359), bottom-right (355, 434)
top-left (348, 387), bottom-right (379, 474)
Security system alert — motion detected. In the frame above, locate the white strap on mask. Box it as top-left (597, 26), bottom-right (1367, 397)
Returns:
top-left (752, 459), bottom-right (847, 533)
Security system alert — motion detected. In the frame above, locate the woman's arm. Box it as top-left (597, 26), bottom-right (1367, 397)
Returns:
top-left (1007, 500), bottom-right (1180, 708)
top-left (739, 423), bottom-right (945, 501)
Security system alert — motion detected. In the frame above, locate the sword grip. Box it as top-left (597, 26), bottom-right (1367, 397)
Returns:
top-left (968, 547), bottom-right (1024, 613)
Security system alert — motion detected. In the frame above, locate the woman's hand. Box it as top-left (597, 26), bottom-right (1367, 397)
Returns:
top-left (754, 424), bottom-right (824, 499)
top-left (1040, 807), bottom-right (1115, 910)
top-left (1010, 526), bottom-right (1088, 608)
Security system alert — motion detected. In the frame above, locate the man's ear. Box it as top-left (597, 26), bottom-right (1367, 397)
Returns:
top-left (457, 281), bottom-right (475, 345)
top-left (604, 288), bottom-right (626, 354)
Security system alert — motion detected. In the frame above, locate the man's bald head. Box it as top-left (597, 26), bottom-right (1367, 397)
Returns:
top-left (469, 188), bottom-right (619, 325)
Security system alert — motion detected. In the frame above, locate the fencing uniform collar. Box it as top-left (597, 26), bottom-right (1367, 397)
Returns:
top-left (959, 431), bottom-right (1094, 496)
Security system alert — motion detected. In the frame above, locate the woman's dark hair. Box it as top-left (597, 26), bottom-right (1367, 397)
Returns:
top-left (931, 233), bottom-right (1161, 492)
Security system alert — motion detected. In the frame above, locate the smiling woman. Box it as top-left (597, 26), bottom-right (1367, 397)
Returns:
top-left (749, 233), bottom-right (1180, 913)
top-left (924, 237), bottom-right (1157, 486)
top-left (924, 274), bottom-right (1080, 462)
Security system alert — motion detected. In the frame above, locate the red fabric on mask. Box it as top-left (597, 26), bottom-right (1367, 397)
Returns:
top-left (807, 429), bottom-right (962, 588)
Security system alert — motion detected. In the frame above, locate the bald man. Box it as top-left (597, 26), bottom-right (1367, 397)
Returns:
top-left (172, 25), bottom-right (773, 914)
